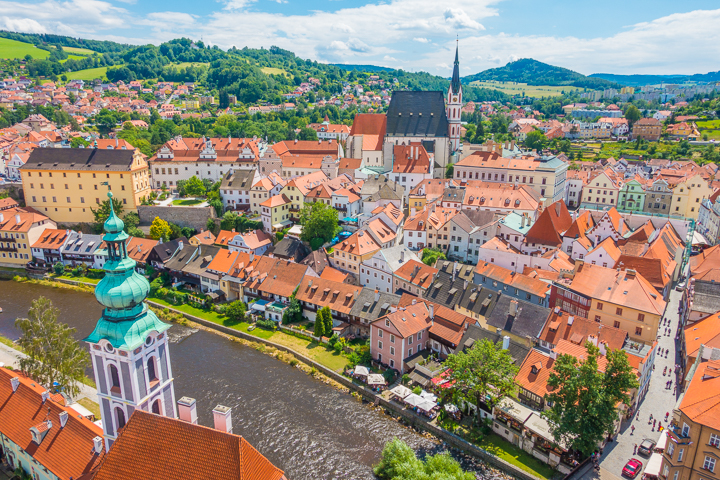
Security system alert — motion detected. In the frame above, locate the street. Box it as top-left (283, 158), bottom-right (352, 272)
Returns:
top-left (587, 287), bottom-right (684, 480)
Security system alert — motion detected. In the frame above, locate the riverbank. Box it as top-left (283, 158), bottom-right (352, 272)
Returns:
top-left (14, 275), bottom-right (554, 480)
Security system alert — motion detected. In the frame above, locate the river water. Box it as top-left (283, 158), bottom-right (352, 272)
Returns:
top-left (0, 280), bottom-right (498, 480)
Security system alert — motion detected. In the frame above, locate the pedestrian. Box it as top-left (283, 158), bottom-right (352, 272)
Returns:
top-left (631, 425), bottom-right (635, 435)
top-left (634, 443), bottom-right (637, 454)
top-left (653, 419), bottom-right (656, 430)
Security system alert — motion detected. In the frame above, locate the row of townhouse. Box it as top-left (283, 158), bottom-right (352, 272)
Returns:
top-left (574, 167), bottom-right (714, 220)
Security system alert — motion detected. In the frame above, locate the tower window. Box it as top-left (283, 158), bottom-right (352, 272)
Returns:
top-left (151, 399), bottom-right (161, 415)
top-left (147, 357), bottom-right (159, 387)
top-left (115, 407), bottom-right (126, 430)
top-left (108, 364), bottom-right (121, 395)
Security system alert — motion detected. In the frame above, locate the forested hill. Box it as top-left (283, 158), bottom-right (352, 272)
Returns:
top-left (0, 32), bottom-right (510, 104)
top-left (463, 58), bottom-right (623, 90)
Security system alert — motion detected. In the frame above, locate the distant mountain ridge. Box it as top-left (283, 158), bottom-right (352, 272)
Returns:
top-left (589, 71), bottom-right (720, 87)
top-left (331, 64), bottom-right (396, 73)
top-left (462, 58), bottom-right (622, 90)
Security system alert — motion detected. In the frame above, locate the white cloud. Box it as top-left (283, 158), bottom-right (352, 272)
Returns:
top-left (413, 37), bottom-right (430, 43)
top-left (0, 16), bottom-right (47, 33)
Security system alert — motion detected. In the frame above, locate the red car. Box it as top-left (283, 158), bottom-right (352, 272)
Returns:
top-left (623, 458), bottom-right (643, 478)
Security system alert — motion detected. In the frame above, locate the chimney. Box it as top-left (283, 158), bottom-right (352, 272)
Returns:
top-left (249, 252), bottom-right (254, 262)
top-left (10, 377), bottom-right (19, 392)
top-left (41, 390), bottom-right (49, 403)
top-left (0, 213), bottom-right (4, 223)
top-left (502, 336), bottom-right (510, 350)
top-left (14, 214), bottom-right (20, 224)
top-left (400, 250), bottom-right (405, 262)
top-left (178, 240), bottom-right (184, 251)
top-left (59, 411), bottom-right (68, 428)
top-left (509, 300), bottom-right (519, 316)
top-left (428, 304), bottom-right (434, 319)
top-left (374, 289), bottom-right (380, 303)
top-left (568, 316), bottom-right (574, 325)
top-left (213, 405), bottom-right (232, 434)
top-left (587, 334), bottom-right (599, 347)
top-left (177, 397), bottom-right (198, 424)
top-left (93, 436), bottom-right (103, 454)
top-left (599, 342), bottom-right (607, 356)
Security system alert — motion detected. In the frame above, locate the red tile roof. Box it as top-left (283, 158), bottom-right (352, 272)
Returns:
top-left (31, 228), bottom-right (69, 250)
top-left (678, 360), bottom-right (720, 431)
top-left (524, 200), bottom-right (572, 247)
top-left (373, 301), bottom-right (431, 339)
top-left (0, 368), bottom-right (105, 480)
top-left (90, 410), bottom-right (285, 480)
top-left (295, 275), bottom-right (362, 314)
top-left (537, 309), bottom-right (628, 351)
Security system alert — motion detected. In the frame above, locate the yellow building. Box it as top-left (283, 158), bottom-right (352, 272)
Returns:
top-left (183, 99), bottom-right (200, 109)
top-left (329, 230), bottom-right (380, 274)
top-left (555, 263), bottom-right (665, 344)
top-left (661, 358), bottom-right (720, 480)
top-left (260, 194), bottom-right (292, 233)
top-left (670, 174), bottom-right (713, 220)
top-left (0, 207), bottom-right (55, 267)
top-left (21, 148), bottom-right (152, 224)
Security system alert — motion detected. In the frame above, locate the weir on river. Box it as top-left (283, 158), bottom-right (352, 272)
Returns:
top-left (0, 280), bottom-right (501, 480)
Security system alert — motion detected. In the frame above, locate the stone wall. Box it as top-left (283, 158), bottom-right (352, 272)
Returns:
top-left (137, 205), bottom-right (217, 231)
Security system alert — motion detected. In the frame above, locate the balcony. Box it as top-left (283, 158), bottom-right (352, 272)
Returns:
top-left (668, 423), bottom-right (692, 445)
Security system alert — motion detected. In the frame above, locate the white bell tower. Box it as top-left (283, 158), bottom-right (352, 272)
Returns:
top-left (447, 40), bottom-right (462, 152)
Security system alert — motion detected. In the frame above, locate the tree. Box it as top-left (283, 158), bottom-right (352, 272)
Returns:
top-left (70, 137), bottom-right (89, 148)
top-left (374, 438), bottom-right (473, 480)
top-left (445, 164), bottom-right (455, 179)
top-left (318, 306), bottom-right (334, 337)
top-left (282, 295), bottom-right (302, 324)
top-left (421, 248), bottom-right (446, 266)
top-left (625, 105), bottom-right (642, 126)
top-left (544, 342), bottom-right (639, 456)
top-left (220, 211), bottom-right (237, 231)
top-left (52, 262), bottom-right (64, 275)
top-left (313, 310), bottom-right (326, 338)
top-left (184, 176), bottom-right (206, 197)
top-left (15, 297), bottom-right (90, 399)
top-left (299, 201), bottom-right (339, 247)
top-left (128, 227), bottom-right (145, 238)
top-left (123, 212), bottom-right (140, 232)
top-left (149, 217), bottom-right (172, 241)
top-left (225, 300), bottom-right (247, 323)
top-left (525, 129), bottom-right (546, 151)
top-left (443, 338), bottom-right (519, 424)
top-left (206, 218), bottom-right (218, 234)
top-left (90, 197), bottom-right (124, 225)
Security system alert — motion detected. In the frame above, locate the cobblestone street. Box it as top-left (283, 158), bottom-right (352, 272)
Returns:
top-left (590, 285), bottom-right (685, 479)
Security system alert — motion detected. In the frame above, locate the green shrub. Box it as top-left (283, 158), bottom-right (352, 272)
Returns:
top-left (256, 318), bottom-right (277, 330)
top-left (402, 374), bottom-right (410, 385)
top-left (412, 386), bottom-right (422, 395)
top-left (53, 262), bottom-right (64, 275)
top-left (333, 341), bottom-right (343, 353)
top-left (86, 268), bottom-right (105, 279)
top-left (328, 333), bottom-right (339, 346)
top-left (346, 352), bottom-right (360, 367)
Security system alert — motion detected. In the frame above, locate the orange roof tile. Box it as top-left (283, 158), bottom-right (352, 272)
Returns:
top-left (524, 200), bottom-right (572, 247)
top-left (214, 230), bottom-right (236, 247)
top-left (678, 360), bottom-right (720, 431)
top-left (260, 194), bottom-right (290, 208)
top-left (90, 410), bottom-right (284, 480)
top-left (207, 249), bottom-right (240, 274)
top-left (538, 309), bottom-right (628, 350)
top-left (295, 276), bottom-right (362, 314)
top-left (684, 312), bottom-right (720, 361)
top-left (320, 267), bottom-right (348, 283)
top-left (374, 302), bottom-right (432, 339)
top-left (125, 237), bottom-right (159, 264)
top-left (515, 349), bottom-right (555, 398)
top-left (0, 368), bottom-right (105, 480)
top-left (31, 228), bottom-right (69, 249)
top-left (334, 230), bottom-right (381, 256)
top-left (394, 260), bottom-right (438, 290)
top-left (191, 230), bottom-right (216, 245)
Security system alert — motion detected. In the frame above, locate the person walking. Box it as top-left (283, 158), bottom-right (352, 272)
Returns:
top-left (631, 425), bottom-right (635, 435)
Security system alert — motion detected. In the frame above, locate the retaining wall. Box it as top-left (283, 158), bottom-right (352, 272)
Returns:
top-left (138, 205), bottom-right (217, 231)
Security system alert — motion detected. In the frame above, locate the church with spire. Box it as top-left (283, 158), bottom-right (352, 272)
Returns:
top-left (84, 191), bottom-right (176, 450)
top-left (446, 41), bottom-right (463, 152)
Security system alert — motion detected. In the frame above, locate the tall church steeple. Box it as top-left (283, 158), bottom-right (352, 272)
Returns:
top-left (447, 39), bottom-right (463, 152)
top-left (85, 192), bottom-right (177, 451)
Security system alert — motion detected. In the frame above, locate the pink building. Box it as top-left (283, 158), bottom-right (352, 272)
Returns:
top-left (370, 301), bottom-right (432, 371)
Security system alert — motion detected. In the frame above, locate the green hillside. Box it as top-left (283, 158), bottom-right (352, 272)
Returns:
top-left (463, 58), bottom-right (622, 90)
top-left (0, 37), bottom-right (50, 59)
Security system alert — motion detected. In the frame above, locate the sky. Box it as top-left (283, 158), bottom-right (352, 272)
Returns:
top-left (1, 0), bottom-right (720, 77)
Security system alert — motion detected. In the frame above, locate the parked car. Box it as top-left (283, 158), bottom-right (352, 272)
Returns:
top-left (675, 281), bottom-right (686, 292)
top-left (623, 459), bottom-right (643, 478)
top-left (638, 439), bottom-right (656, 456)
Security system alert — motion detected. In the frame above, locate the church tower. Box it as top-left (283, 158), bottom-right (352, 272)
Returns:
top-left (84, 192), bottom-right (176, 451)
top-left (447, 41), bottom-right (462, 152)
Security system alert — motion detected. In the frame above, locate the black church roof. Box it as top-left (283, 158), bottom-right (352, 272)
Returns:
top-left (385, 91), bottom-right (449, 138)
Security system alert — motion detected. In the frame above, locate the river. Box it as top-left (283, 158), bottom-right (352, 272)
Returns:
top-left (0, 280), bottom-right (497, 480)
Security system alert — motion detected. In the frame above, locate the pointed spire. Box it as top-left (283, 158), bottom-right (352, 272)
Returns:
top-left (451, 38), bottom-right (461, 95)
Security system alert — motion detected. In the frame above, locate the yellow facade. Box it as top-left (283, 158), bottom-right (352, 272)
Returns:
top-left (671, 174), bottom-right (713, 220)
top-left (0, 210), bottom-right (56, 267)
top-left (261, 196), bottom-right (291, 232)
top-left (279, 183), bottom-right (305, 220)
top-left (21, 151), bottom-right (151, 224)
top-left (588, 299), bottom-right (661, 344)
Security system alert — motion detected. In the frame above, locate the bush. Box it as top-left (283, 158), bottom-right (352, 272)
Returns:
top-left (328, 333), bottom-right (339, 346)
top-left (309, 237), bottom-right (324, 251)
top-left (402, 374), bottom-right (410, 385)
top-left (346, 352), bottom-right (360, 367)
top-left (86, 268), bottom-right (105, 279)
top-left (256, 318), bottom-right (277, 330)
top-left (53, 262), bottom-right (64, 275)
top-left (412, 386), bottom-right (422, 395)
top-left (149, 278), bottom-right (163, 296)
top-left (333, 341), bottom-right (343, 353)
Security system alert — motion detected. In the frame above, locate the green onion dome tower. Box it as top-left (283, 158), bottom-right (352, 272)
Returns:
top-left (84, 192), bottom-right (177, 451)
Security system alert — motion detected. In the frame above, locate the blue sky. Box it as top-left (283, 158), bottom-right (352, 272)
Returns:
top-left (1, 0), bottom-right (719, 76)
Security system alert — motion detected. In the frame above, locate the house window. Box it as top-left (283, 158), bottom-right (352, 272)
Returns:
top-left (677, 448), bottom-right (684, 462)
top-left (390, 346), bottom-right (395, 355)
top-left (703, 456), bottom-right (716, 472)
top-left (108, 364), bottom-right (121, 394)
top-left (635, 327), bottom-right (642, 336)
top-left (152, 399), bottom-right (162, 415)
top-left (637, 313), bottom-right (645, 322)
top-left (390, 334), bottom-right (395, 344)
top-left (417, 331), bottom-right (423, 339)
top-left (147, 357), bottom-right (159, 387)
top-left (408, 336), bottom-right (413, 345)
top-left (595, 315), bottom-right (601, 322)
top-left (614, 321), bottom-right (620, 328)
top-left (682, 423), bottom-right (690, 436)
top-left (710, 434), bottom-right (720, 447)
top-left (389, 359), bottom-right (394, 368)
top-left (597, 302), bottom-right (603, 310)
top-left (616, 307), bottom-right (623, 315)
top-left (378, 341), bottom-right (383, 349)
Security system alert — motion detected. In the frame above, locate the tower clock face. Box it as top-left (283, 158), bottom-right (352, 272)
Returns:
top-left (453, 97), bottom-right (458, 102)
